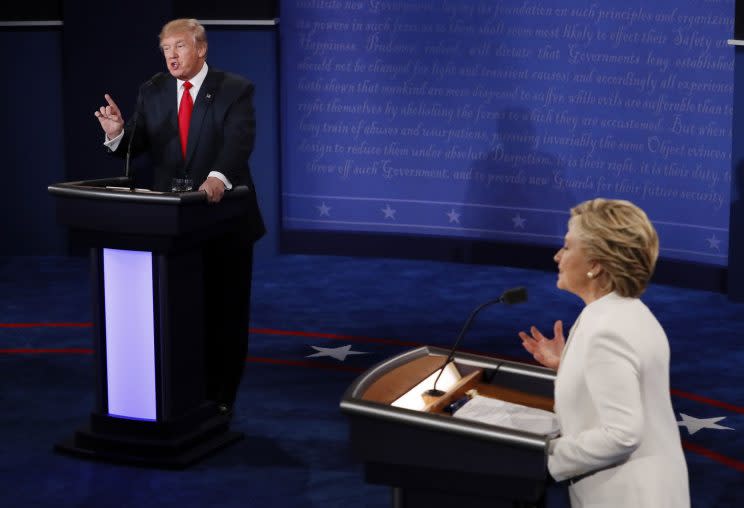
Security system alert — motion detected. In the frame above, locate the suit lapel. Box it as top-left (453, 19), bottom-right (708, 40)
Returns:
top-left (558, 313), bottom-right (581, 372)
top-left (185, 70), bottom-right (218, 165)
top-left (163, 76), bottom-right (177, 119)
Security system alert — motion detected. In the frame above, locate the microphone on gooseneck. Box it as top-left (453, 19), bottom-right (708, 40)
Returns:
top-left (125, 77), bottom-right (156, 191)
top-left (425, 287), bottom-right (528, 397)
top-left (125, 91), bottom-right (143, 191)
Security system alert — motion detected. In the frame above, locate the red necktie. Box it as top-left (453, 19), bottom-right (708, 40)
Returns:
top-left (178, 81), bottom-right (193, 159)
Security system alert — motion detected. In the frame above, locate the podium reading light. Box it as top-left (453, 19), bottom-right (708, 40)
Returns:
top-left (425, 287), bottom-right (528, 397)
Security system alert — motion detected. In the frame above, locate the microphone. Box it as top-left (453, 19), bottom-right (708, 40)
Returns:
top-left (124, 89), bottom-right (143, 192)
top-left (125, 76), bottom-right (157, 191)
top-left (425, 286), bottom-right (528, 397)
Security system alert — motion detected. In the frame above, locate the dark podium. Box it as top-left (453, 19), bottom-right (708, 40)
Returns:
top-left (341, 346), bottom-right (557, 508)
top-left (48, 177), bottom-right (256, 468)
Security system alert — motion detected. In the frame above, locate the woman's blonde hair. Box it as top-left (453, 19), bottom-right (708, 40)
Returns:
top-left (159, 18), bottom-right (207, 53)
top-left (570, 198), bottom-right (659, 298)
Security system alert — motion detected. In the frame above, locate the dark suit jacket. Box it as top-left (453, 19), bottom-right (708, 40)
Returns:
top-left (115, 67), bottom-right (265, 242)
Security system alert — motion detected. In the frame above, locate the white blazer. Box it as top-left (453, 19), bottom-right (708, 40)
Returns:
top-left (548, 292), bottom-right (689, 508)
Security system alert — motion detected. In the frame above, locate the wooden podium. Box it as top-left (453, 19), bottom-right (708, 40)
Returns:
top-left (341, 346), bottom-right (556, 508)
top-left (48, 177), bottom-right (257, 468)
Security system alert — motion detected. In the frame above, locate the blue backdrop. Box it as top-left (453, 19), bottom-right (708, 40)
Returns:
top-left (280, 0), bottom-right (734, 266)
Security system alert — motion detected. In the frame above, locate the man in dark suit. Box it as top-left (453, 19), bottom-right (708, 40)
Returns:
top-left (94, 18), bottom-right (265, 416)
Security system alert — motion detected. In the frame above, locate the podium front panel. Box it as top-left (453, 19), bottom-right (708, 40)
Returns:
top-left (102, 248), bottom-right (157, 420)
top-left (341, 346), bottom-right (557, 505)
top-left (49, 177), bottom-right (248, 467)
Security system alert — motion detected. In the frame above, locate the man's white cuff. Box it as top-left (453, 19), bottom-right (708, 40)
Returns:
top-left (104, 131), bottom-right (124, 152)
top-left (208, 171), bottom-right (232, 190)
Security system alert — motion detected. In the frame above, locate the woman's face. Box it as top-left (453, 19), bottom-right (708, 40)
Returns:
top-left (554, 223), bottom-right (596, 300)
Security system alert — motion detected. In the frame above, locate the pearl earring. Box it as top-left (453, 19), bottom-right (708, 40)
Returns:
top-left (587, 272), bottom-right (594, 279)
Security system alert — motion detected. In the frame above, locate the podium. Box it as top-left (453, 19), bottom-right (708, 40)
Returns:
top-left (340, 346), bottom-right (556, 508)
top-left (48, 177), bottom-right (257, 468)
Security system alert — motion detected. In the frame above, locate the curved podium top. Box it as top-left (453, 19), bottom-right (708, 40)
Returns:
top-left (49, 177), bottom-right (259, 250)
top-left (49, 176), bottom-right (216, 205)
top-left (340, 346), bottom-right (557, 502)
top-left (341, 346), bottom-right (556, 451)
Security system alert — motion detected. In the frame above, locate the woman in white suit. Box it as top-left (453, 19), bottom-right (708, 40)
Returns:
top-left (519, 198), bottom-right (689, 508)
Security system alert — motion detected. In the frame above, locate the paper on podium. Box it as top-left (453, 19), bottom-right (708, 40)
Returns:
top-left (452, 395), bottom-right (559, 436)
top-left (105, 186), bottom-right (164, 193)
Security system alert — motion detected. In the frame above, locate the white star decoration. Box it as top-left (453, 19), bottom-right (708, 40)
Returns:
top-left (512, 213), bottom-right (526, 229)
top-left (307, 344), bottom-right (368, 361)
top-left (316, 202), bottom-right (331, 217)
top-left (447, 209), bottom-right (461, 224)
top-left (677, 413), bottom-right (734, 435)
top-left (706, 234), bottom-right (721, 251)
top-left (381, 204), bottom-right (397, 219)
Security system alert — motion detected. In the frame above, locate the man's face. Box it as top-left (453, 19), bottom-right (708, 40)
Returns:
top-left (160, 32), bottom-right (205, 81)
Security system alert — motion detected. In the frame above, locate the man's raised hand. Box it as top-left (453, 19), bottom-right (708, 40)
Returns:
top-left (94, 94), bottom-right (125, 140)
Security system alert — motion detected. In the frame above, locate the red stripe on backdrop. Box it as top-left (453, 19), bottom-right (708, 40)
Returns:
top-left (249, 327), bottom-right (422, 347)
top-left (0, 322), bottom-right (92, 328)
top-left (0, 347), bottom-right (364, 373)
top-left (682, 440), bottom-right (744, 472)
top-left (0, 323), bottom-right (421, 346)
top-left (246, 355), bottom-right (365, 373)
top-left (0, 347), bottom-right (93, 354)
top-left (672, 389), bottom-right (744, 415)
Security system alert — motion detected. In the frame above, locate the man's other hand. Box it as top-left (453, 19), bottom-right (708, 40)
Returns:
top-left (199, 176), bottom-right (226, 203)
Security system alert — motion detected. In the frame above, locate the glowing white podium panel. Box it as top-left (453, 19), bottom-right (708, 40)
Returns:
top-left (102, 248), bottom-right (156, 421)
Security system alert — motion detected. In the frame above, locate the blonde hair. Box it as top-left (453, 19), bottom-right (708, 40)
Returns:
top-left (159, 18), bottom-right (207, 53)
top-left (570, 198), bottom-right (659, 298)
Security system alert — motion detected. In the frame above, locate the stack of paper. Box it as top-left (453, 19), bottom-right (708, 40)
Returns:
top-left (452, 395), bottom-right (559, 436)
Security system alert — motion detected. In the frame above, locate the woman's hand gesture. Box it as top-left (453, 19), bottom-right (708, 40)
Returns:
top-left (518, 320), bottom-right (565, 371)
